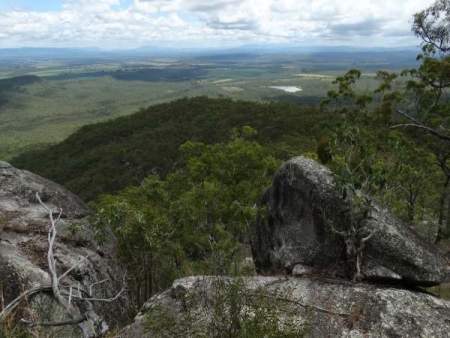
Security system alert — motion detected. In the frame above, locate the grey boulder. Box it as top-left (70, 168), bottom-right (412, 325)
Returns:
top-left (251, 156), bottom-right (449, 286)
top-left (0, 162), bottom-right (131, 337)
top-left (118, 276), bottom-right (450, 338)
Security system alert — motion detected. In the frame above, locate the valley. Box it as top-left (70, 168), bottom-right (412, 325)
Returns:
top-left (0, 49), bottom-right (417, 160)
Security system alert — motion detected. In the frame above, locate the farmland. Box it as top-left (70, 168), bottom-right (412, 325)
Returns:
top-left (0, 49), bottom-right (417, 160)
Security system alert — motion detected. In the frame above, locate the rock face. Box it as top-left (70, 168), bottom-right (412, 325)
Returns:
top-left (252, 156), bottom-right (449, 286)
top-left (118, 276), bottom-right (450, 338)
top-left (0, 162), bottom-right (130, 337)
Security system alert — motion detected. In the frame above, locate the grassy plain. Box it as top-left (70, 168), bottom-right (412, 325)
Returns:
top-left (0, 51), bottom-right (410, 160)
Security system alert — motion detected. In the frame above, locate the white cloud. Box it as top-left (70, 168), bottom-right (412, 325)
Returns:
top-left (0, 0), bottom-right (437, 48)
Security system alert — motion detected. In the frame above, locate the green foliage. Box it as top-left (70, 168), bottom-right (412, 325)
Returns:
top-left (145, 279), bottom-right (309, 338)
top-left (322, 70), bottom-right (390, 196)
top-left (430, 282), bottom-right (450, 301)
top-left (0, 324), bottom-right (32, 338)
top-left (321, 65), bottom-right (444, 240)
top-left (13, 97), bottom-right (332, 201)
top-left (93, 129), bottom-right (279, 306)
top-left (383, 135), bottom-right (440, 223)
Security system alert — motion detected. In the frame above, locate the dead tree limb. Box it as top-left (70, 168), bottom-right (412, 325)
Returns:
top-left (20, 315), bottom-right (87, 328)
top-left (0, 193), bottom-right (126, 337)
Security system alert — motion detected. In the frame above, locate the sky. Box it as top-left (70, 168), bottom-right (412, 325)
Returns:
top-left (0, 0), bottom-right (437, 49)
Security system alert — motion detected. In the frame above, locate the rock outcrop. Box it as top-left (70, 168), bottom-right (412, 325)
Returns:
top-left (118, 276), bottom-right (450, 338)
top-left (0, 162), bottom-right (130, 337)
top-left (251, 156), bottom-right (449, 286)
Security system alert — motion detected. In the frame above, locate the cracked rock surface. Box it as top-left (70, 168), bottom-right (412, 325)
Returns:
top-left (118, 276), bottom-right (450, 338)
top-left (251, 156), bottom-right (450, 286)
top-left (0, 162), bottom-right (130, 337)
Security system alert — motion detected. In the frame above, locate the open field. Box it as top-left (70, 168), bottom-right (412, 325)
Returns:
top-left (0, 50), bottom-right (417, 160)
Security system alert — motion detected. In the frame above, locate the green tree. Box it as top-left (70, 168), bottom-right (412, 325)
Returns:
top-left (94, 127), bottom-right (279, 307)
top-left (392, 0), bottom-right (450, 240)
top-left (320, 0), bottom-right (450, 242)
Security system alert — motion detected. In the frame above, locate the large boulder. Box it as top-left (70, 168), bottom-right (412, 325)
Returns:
top-left (251, 156), bottom-right (449, 286)
top-left (118, 276), bottom-right (450, 338)
top-left (0, 162), bottom-right (131, 337)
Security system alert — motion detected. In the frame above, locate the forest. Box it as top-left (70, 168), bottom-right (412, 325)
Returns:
top-left (0, 1), bottom-right (449, 337)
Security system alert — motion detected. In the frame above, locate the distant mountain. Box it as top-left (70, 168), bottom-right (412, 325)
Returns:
top-left (0, 45), bottom-right (421, 60)
top-left (0, 47), bottom-right (104, 60)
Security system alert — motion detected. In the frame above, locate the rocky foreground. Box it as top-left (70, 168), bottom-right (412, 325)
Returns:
top-left (120, 156), bottom-right (450, 338)
top-left (0, 161), bottom-right (130, 337)
top-left (1, 158), bottom-right (449, 337)
top-left (119, 276), bottom-right (450, 338)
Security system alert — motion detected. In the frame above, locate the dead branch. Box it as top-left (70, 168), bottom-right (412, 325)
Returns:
top-left (35, 193), bottom-right (85, 329)
top-left (67, 287), bottom-right (126, 303)
top-left (58, 255), bottom-right (90, 283)
top-left (20, 315), bottom-right (87, 328)
top-left (0, 286), bottom-right (52, 322)
top-left (254, 293), bottom-right (350, 317)
top-left (327, 196), bottom-right (379, 282)
top-left (0, 193), bottom-right (126, 337)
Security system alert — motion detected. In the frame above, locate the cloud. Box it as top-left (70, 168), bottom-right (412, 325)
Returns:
top-left (185, 0), bottom-right (242, 12)
top-left (0, 0), bottom-right (438, 48)
top-left (328, 18), bottom-right (386, 37)
top-left (207, 18), bottom-right (257, 31)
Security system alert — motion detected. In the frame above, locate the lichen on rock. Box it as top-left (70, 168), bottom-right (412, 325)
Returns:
top-left (251, 156), bottom-right (450, 286)
top-left (0, 162), bottom-right (131, 337)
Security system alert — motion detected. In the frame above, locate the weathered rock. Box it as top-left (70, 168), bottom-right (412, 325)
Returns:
top-left (252, 156), bottom-right (449, 286)
top-left (0, 162), bottom-right (131, 337)
top-left (118, 276), bottom-right (450, 338)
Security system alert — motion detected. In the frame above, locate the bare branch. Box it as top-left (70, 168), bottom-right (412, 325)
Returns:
top-left (67, 286), bottom-right (126, 303)
top-left (257, 293), bottom-right (350, 317)
top-left (58, 255), bottom-right (90, 283)
top-left (89, 279), bottom-right (108, 297)
top-left (21, 315), bottom-right (87, 328)
top-left (0, 286), bottom-right (52, 321)
top-left (396, 109), bottom-right (421, 124)
top-left (1, 193), bottom-right (126, 336)
top-left (392, 110), bottom-right (450, 142)
top-left (361, 229), bottom-right (378, 243)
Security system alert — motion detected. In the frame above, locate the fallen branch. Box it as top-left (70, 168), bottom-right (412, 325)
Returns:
top-left (251, 292), bottom-right (350, 317)
top-left (0, 193), bottom-right (126, 337)
top-left (0, 286), bottom-right (52, 322)
top-left (21, 315), bottom-right (87, 328)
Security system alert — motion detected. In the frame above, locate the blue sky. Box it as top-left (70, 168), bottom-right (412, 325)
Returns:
top-left (0, 0), bottom-right (437, 49)
top-left (0, 0), bottom-right (135, 11)
top-left (0, 0), bottom-right (62, 11)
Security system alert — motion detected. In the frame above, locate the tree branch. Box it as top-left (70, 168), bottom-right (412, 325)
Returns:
top-left (21, 315), bottom-right (87, 328)
top-left (1, 193), bottom-right (126, 336)
top-left (391, 123), bottom-right (450, 142)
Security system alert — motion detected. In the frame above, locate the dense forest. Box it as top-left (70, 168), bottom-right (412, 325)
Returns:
top-left (12, 98), bottom-right (334, 200)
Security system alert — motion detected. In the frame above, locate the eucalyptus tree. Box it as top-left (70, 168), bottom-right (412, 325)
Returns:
top-left (393, 0), bottom-right (450, 240)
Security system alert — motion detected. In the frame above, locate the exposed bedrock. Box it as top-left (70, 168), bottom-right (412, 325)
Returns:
top-left (0, 162), bottom-right (131, 337)
top-left (118, 276), bottom-right (450, 338)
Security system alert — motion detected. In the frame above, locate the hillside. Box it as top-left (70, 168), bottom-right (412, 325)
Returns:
top-left (12, 97), bottom-right (335, 200)
top-left (0, 49), bottom-right (412, 162)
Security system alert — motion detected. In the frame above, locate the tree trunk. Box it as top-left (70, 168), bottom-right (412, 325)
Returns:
top-left (436, 175), bottom-right (450, 242)
top-left (446, 188), bottom-right (450, 238)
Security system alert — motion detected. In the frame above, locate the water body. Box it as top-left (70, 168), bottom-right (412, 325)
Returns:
top-left (269, 86), bottom-right (302, 93)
